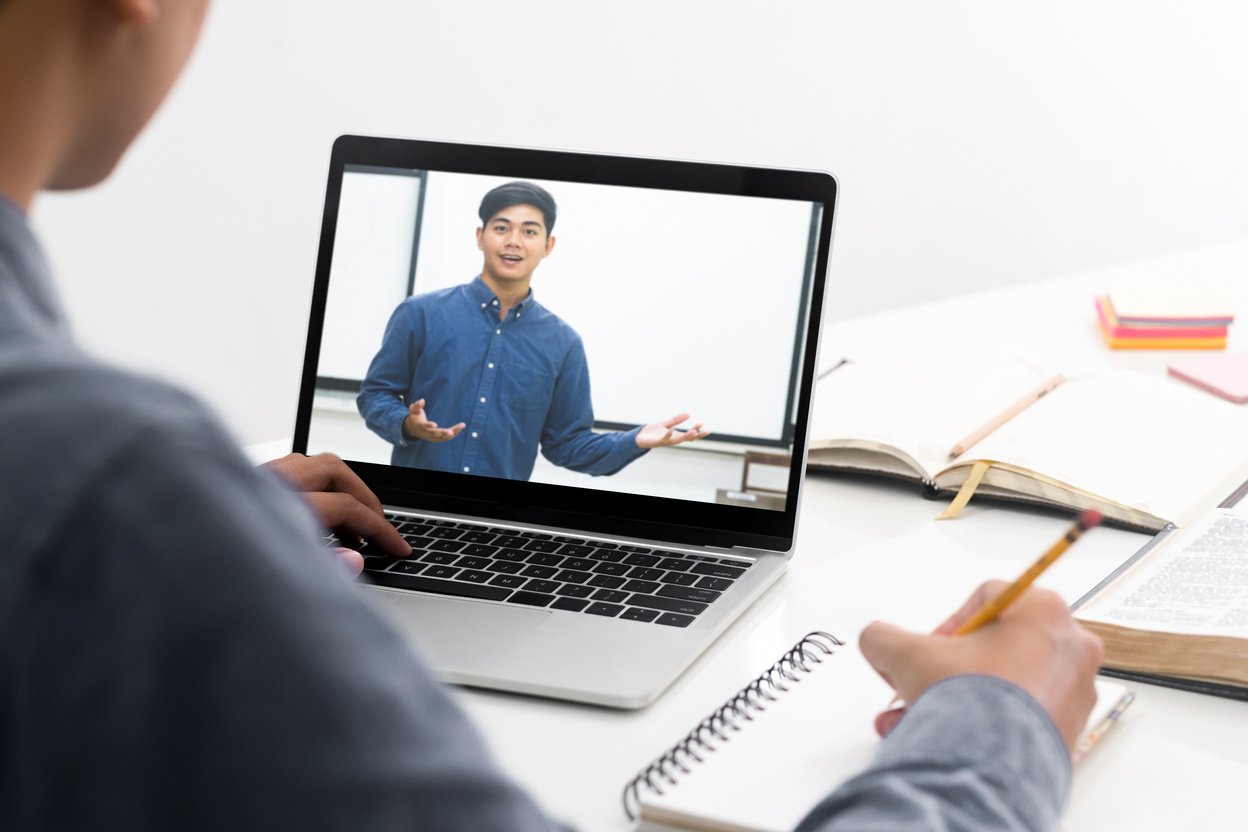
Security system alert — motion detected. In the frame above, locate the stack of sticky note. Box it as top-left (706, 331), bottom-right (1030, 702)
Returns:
top-left (1095, 282), bottom-right (1234, 349)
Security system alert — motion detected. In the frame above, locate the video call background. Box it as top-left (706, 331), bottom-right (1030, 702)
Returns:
top-left (308, 168), bottom-right (818, 507)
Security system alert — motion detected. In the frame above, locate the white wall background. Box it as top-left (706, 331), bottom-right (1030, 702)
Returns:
top-left (412, 171), bottom-right (811, 440)
top-left (29, 1), bottom-right (1248, 447)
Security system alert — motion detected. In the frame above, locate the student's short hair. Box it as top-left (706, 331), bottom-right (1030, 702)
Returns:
top-left (478, 181), bottom-right (557, 234)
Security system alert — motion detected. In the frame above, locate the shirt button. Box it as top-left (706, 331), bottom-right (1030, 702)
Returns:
top-left (471, 431), bottom-right (479, 438)
top-left (492, 299), bottom-right (498, 305)
top-left (487, 362), bottom-right (495, 369)
top-left (480, 397), bottom-right (486, 403)
top-left (495, 329), bottom-right (501, 335)
top-left (463, 466), bottom-right (471, 473)
top-left (481, 302), bottom-right (486, 308)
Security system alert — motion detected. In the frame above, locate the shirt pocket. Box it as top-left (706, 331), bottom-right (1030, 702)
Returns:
top-left (499, 356), bottom-right (555, 419)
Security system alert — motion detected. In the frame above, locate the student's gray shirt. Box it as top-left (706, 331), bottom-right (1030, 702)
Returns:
top-left (0, 197), bottom-right (1069, 830)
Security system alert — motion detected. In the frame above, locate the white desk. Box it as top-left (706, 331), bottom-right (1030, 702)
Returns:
top-left (251, 239), bottom-right (1248, 830)
top-left (444, 240), bottom-right (1248, 831)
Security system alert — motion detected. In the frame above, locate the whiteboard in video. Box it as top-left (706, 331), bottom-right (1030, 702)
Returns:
top-left (322, 168), bottom-right (815, 445)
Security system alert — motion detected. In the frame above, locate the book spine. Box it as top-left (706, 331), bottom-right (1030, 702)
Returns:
top-left (621, 631), bottom-right (843, 821)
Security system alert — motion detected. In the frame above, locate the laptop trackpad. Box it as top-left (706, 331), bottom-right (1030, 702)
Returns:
top-left (368, 590), bottom-right (551, 669)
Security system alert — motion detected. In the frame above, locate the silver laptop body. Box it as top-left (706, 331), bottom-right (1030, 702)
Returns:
top-left (294, 136), bottom-right (837, 708)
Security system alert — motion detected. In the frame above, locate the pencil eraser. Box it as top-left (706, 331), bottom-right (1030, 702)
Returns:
top-left (1077, 509), bottom-right (1104, 531)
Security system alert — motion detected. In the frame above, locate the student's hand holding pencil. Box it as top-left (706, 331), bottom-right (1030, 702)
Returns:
top-left (860, 581), bottom-right (1104, 751)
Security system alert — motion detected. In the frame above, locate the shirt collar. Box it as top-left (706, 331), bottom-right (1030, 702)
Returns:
top-left (470, 274), bottom-right (535, 313)
top-left (0, 194), bottom-right (69, 334)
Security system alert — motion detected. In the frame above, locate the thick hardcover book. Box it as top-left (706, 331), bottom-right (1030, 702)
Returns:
top-left (1075, 505), bottom-right (1248, 700)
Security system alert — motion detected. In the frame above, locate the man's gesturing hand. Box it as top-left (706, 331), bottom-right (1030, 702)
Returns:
top-left (263, 452), bottom-right (411, 574)
top-left (636, 413), bottom-right (711, 449)
top-left (402, 398), bottom-right (466, 443)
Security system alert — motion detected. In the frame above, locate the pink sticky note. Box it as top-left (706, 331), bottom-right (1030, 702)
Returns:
top-left (1168, 353), bottom-right (1248, 404)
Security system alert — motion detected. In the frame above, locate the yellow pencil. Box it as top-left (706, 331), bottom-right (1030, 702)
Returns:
top-left (953, 508), bottom-right (1104, 635)
top-left (885, 509), bottom-right (1104, 711)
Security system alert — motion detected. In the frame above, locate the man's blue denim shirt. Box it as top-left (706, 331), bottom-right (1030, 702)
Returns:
top-left (357, 276), bottom-right (645, 481)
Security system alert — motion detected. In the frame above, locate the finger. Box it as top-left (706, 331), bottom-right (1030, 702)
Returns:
top-left (333, 546), bottom-right (365, 576)
top-left (933, 579), bottom-right (1011, 635)
top-left (662, 412), bottom-right (691, 428)
top-left (261, 452), bottom-right (312, 487)
top-left (859, 620), bottom-right (930, 702)
top-left (681, 425), bottom-right (709, 443)
top-left (874, 706), bottom-right (907, 738)
top-left (287, 453), bottom-right (386, 519)
top-left (307, 492), bottom-right (411, 557)
top-left (446, 422), bottom-right (466, 437)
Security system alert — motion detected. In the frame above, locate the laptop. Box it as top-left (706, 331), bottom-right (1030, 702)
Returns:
top-left (293, 135), bottom-right (837, 708)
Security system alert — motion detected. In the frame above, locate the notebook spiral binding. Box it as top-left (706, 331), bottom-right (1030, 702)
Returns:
top-left (621, 631), bottom-right (844, 821)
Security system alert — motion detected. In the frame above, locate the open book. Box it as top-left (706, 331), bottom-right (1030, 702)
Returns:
top-left (623, 631), bottom-right (1133, 832)
top-left (808, 357), bottom-right (1248, 533)
top-left (1075, 503), bottom-right (1248, 700)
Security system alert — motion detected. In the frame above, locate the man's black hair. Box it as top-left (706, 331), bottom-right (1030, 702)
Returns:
top-left (478, 181), bottom-right (557, 234)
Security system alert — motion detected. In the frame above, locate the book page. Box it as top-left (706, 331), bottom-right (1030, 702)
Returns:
top-left (964, 369), bottom-right (1248, 525)
top-left (1078, 508), bottom-right (1248, 638)
top-left (810, 356), bottom-right (1050, 478)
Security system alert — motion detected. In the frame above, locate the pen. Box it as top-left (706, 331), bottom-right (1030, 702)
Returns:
top-left (948, 374), bottom-right (1065, 459)
top-left (1071, 689), bottom-right (1135, 765)
top-left (886, 508), bottom-right (1104, 709)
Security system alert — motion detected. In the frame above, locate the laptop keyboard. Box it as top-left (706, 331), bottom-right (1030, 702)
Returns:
top-left (330, 512), bottom-right (754, 628)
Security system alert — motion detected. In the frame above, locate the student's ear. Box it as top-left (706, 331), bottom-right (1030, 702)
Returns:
top-left (101, 0), bottom-right (160, 25)
top-left (476, 226), bottom-right (484, 251)
top-left (543, 235), bottom-right (556, 257)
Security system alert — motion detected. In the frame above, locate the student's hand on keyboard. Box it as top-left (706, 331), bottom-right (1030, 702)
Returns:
top-left (263, 452), bottom-right (412, 573)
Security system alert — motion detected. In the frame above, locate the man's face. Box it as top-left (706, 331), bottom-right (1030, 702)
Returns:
top-left (476, 203), bottom-right (555, 286)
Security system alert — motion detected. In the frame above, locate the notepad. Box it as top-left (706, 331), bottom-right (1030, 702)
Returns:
top-left (623, 631), bottom-right (1134, 832)
top-left (1095, 296), bottom-right (1228, 349)
top-left (1106, 282), bottom-right (1234, 326)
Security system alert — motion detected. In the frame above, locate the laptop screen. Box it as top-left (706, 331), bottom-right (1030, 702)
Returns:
top-left (295, 137), bottom-right (836, 551)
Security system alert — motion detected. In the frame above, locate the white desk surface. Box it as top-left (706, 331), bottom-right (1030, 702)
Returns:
top-left (257, 238), bottom-right (1248, 831)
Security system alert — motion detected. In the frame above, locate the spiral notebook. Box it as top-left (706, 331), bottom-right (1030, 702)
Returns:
top-left (622, 632), bottom-right (1134, 832)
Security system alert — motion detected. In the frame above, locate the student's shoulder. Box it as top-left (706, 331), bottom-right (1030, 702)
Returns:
top-left (1, 339), bottom-right (230, 461)
top-left (0, 340), bottom-right (251, 559)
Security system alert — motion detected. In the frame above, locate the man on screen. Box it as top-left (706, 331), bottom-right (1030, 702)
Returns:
top-left (357, 181), bottom-right (709, 480)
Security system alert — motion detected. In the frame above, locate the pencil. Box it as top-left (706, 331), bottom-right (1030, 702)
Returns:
top-left (885, 509), bottom-right (1103, 710)
top-left (953, 508), bottom-right (1104, 635)
top-left (948, 374), bottom-right (1065, 458)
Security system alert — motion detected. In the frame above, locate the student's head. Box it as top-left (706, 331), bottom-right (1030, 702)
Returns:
top-left (475, 181), bottom-right (557, 287)
top-left (0, 0), bottom-right (211, 200)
